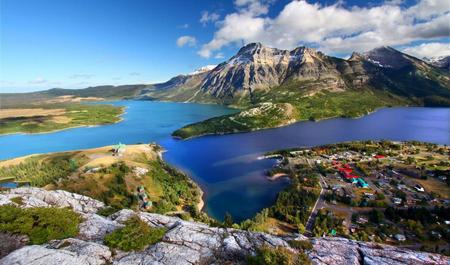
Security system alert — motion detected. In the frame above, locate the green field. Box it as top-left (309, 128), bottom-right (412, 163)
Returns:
top-left (0, 103), bottom-right (123, 135)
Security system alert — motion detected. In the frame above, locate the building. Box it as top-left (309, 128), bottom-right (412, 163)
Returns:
top-left (392, 197), bottom-right (402, 205)
top-left (357, 178), bottom-right (369, 188)
top-left (414, 185), bottom-right (424, 192)
top-left (113, 142), bottom-right (126, 156)
top-left (394, 234), bottom-right (406, 241)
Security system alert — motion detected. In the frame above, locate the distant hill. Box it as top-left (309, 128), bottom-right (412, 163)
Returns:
top-left (1, 84), bottom-right (149, 108)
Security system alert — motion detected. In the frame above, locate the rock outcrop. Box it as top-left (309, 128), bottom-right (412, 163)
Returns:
top-left (0, 188), bottom-right (448, 265)
top-left (0, 187), bottom-right (104, 214)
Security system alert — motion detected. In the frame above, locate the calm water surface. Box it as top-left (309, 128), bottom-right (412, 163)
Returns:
top-left (0, 101), bottom-right (448, 221)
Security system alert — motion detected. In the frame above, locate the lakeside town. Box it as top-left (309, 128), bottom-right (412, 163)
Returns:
top-left (264, 140), bottom-right (450, 255)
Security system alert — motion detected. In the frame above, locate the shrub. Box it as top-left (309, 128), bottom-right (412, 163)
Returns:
top-left (247, 245), bottom-right (311, 265)
top-left (0, 205), bottom-right (81, 244)
top-left (288, 239), bottom-right (313, 251)
top-left (104, 216), bottom-right (167, 251)
top-left (10, 197), bottom-right (24, 205)
top-left (97, 206), bottom-right (118, 217)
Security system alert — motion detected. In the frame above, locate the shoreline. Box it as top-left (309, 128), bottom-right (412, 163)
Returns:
top-left (0, 105), bottom-right (126, 137)
top-left (157, 148), bottom-right (205, 212)
top-left (171, 106), bottom-right (396, 140)
top-left (197, 188), bottom-right (205, 211)
top-left (267, 173), bottom-right (289, 181)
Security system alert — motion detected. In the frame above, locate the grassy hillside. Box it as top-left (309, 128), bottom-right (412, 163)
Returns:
top-left (173, 84), bottom-right (408, 139)
top-left (0, 144), bottom-right (203, 218)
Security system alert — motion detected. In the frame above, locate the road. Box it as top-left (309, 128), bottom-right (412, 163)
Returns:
top-left (305, 174), bottom-right (325, 236)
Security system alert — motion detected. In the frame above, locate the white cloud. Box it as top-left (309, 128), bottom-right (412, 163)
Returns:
top-left (178, 23), bottom-right (189, 29)
top-left (200, 11), bottom-right (220, 26)
top-left (234, 0), bottom-right (271, 16)
top-left (402, 42), bottom-right (450, 58)
top-left (69, 73), bottom-right (93, 79)
top-left (214, 52), bottom-right (225, 59)
top-left (176, 35), bottom-right (197, 47)
top-left (198, 0), bottom-right (450, 57)
top-left (29, 77), bottom-right (48, 84)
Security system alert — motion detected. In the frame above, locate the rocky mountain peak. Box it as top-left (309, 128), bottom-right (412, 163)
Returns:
top-left (426, 55), bottom-right (450, 72)
top-left (364, 46), bottom-right (413, 69)
top-left (348, 52), bottom-right (365, 61)
top-left (189, 65), bottom-right (217, 75)
top-left (236, 42), bottom-right (264, 55)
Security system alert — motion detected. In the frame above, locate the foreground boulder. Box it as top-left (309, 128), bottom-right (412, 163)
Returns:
top-left (0, 188), bottom-right (448, 265)
top-left (0, 238), bottom-right (111, 265)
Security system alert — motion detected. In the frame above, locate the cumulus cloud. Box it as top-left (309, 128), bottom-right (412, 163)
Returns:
top-left (402, 42), bottom-right (450, 58)
top-left (198, 0), bottom-right (450, 58)
top-left (200, 11), bottom-right (220, 26)
top-left (234, 0), bottom-right (271, 16)
top-left (176, 35), bottom-right (197, 47)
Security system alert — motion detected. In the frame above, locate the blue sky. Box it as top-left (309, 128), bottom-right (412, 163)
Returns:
top-left (1, 0), bottom-right (449, 92)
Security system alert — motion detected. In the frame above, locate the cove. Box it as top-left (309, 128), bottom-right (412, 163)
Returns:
top-left (0, 101), bottom-right (449, 222)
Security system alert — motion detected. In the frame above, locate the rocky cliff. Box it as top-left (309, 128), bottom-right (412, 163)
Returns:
top-left (199, 43), bottom-right (344, 100)
top-left (0, 188), bottom-right (448, 265)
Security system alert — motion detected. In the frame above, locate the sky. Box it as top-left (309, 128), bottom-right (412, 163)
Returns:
top-left (1, 0), bottom-right (449, 92)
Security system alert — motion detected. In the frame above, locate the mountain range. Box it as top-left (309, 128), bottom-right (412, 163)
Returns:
top-left (3, 43), bottom-right (450, 138)
top-left (141, 43), bottom-right (450, 106)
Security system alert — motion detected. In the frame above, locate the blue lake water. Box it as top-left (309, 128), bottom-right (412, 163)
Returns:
top-left (0, 101), bottom-right (449, 221)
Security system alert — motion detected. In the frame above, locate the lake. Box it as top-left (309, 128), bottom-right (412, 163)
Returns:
top-left (0, 101), bottom-right (449, 221)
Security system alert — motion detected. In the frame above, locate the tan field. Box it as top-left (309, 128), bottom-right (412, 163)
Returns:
top-left (415, 178), bottom-right (450, 199)
top-left (43, 95), bottom-right (104, 104)
top-left (0, 108), bottom-right (66, 119)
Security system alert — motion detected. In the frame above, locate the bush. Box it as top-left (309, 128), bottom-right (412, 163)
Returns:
top-left (104, 216), bottom-right (167, 251)
top-left (97, 206), bottom-right (118, 217)
top-left (0, 205), bottom-right (81, 244)
top-left (288, 240), bottom-right (313, 251)
top-left (247, 245), bottom-right (311, 265)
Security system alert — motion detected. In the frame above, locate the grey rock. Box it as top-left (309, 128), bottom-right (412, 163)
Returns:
top-left (0, 233), bottom-right (29, 259)
top-left (309, 237), bottom-right (449, 265)
top-left (78, 213), bottom-right (122, 241)
top-left (0, 238), bottom-right (111, 265)
top-left (4, 187), bottom-right (104, 214)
